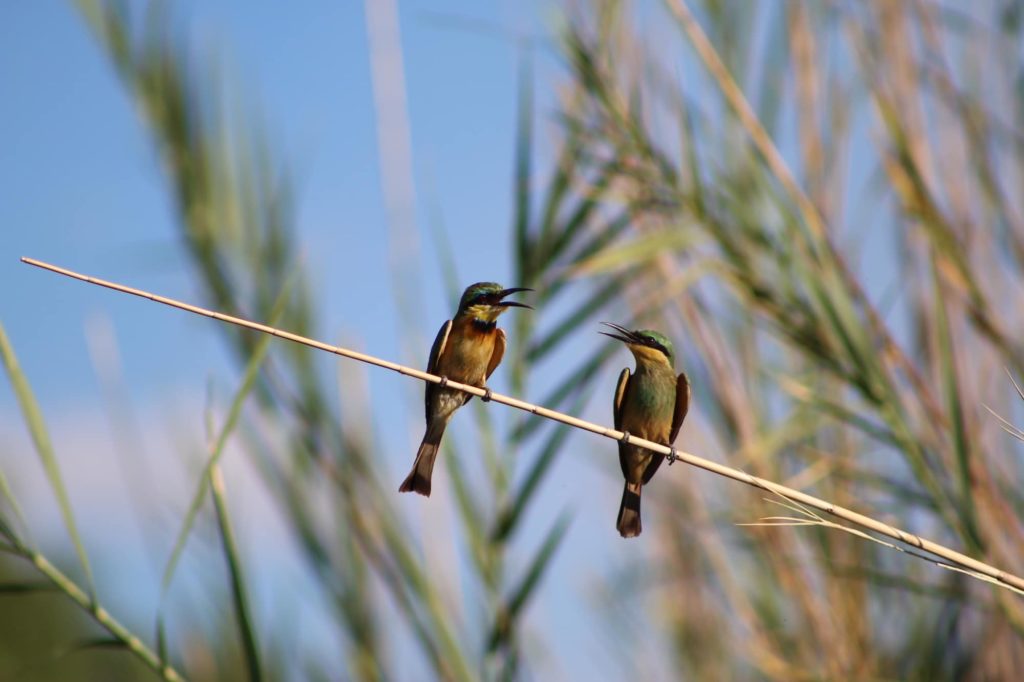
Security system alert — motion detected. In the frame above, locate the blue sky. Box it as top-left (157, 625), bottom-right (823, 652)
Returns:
top-left (0, 1), bottom-right (922, 678)
top-left (1, 0), bottom-right (547, 408)
top-left (0, 1), bottom-right (646, 678)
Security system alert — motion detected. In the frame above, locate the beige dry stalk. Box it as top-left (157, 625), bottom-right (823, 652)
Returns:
top-left (21, 256), bottom-right (1024, 597)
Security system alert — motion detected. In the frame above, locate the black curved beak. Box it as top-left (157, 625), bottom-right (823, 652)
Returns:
top-left (599, 321), bottom-right (638, 344)
top-left (497, 287), bottom-right (534, 309)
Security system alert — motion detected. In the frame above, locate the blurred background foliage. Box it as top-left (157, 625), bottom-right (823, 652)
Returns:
top-left (3, 0), bottom-right (1024, 679)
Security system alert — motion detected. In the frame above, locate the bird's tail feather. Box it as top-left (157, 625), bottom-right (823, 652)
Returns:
top-left (616, 482), bottom-right (643, 538)
top-left (399, 422), bottom-right (446, 496)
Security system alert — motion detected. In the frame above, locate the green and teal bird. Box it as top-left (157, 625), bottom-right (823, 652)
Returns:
top-left (600, 323), bottom-right (690, 538)
top-left (400, 283), bottom-right (532, 496)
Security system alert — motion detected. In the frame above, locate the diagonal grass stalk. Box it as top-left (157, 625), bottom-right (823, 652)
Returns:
top-left (0, 324), bottom-right (97, 602)
top-left (1, 524), bottom-right (187, 681)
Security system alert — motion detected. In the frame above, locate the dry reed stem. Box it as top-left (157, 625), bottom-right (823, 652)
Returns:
top-left (662, 0), bottom-right (949, 433)
top-left (21, 256), bottom-right (1024, 596)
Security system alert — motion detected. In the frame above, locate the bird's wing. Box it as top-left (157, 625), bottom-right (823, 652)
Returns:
top-left (486, 328), bottom-right (506, 380)
top-left (425, 320), bottom-right (452, 422)
top-left (614, 368), bottom-right (632, 479)
top-left (669, 371), bottom-right (691, 444)
top-left (613, 368), bottom-right (631, 431)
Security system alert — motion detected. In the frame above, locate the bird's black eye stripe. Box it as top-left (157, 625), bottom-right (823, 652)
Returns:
top-left (645, 339), bottom-right (670, 358)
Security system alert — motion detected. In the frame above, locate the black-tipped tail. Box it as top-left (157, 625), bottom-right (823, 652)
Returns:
top-left (616, 482), bottom-right (643, 538)
top-left (399, 425), bottom-right (445, 496)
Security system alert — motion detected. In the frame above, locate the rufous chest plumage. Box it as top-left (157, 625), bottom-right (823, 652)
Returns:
top-left (438, 317), bottom-right (498, 386)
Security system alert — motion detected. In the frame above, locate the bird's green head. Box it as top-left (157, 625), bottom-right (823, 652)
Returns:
top-left (457, 282), bottom-right (533, 323)
top-left (600, 322), bottom-right (675, 366)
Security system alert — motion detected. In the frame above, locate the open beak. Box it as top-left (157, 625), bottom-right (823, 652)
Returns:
top-left (599, 321), bottom-right (639, 344)
top-left (497, 287), bottom-right (534, 309)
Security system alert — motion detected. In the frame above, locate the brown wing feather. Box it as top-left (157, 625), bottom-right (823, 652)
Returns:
top-left (669, 371), bottom-right (691, 444)
top-left (612, 368), bottom-right (630, 430)
top-left (486, 328), bottom-right (506, 380)
top-left (424, 320), bottom-right (452, 422)
top-left (613, 368), bottom-right (631, 479)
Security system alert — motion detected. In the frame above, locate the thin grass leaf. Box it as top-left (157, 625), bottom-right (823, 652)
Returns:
top-left (487, 512), bottom-right (571, 652)
top-left (533, 140), bottom-right (579, 269)
top-left (4, 534), bottom-right (187, 680)
top-left (775, 375), bottom-right (900, 447)
top-left (0, 581), bottom-right (59, 594)
top-left (370, 509), bottom-right (476, 682)
top-left (157, 278), bottom-right (293, 645)
top-left (526, 276), bottom-right (628, 362)
top-left (555, 212), bottom-right (633, 281)
top-left (0, 324), bottom-right (96, 602)
top-left (514, 57), bottom-right (533, 280)
top-left (492, 391), bottom-right (587, 543)
top-left (511, 344), bottom-right (618, 442)
top-left (68, 637), bottom-right (129, 651)
top-left (571, 228), bottom-right (697, 276)
top-left (537, 160), bottom-right (617, 272)
top-left (443, 440), bottom-right (491, 583)
top-left (931, 263), bottom-right (982, 551)
top-left (0, 466), bottom-right (28, 539)
top-left (210, 462), bottom-right (264, 682)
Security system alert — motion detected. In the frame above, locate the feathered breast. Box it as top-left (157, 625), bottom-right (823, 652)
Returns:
top-left (438, 316), bottom-right (498, 384)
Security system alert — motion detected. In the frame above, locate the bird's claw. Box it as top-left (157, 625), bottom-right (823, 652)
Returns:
top-left (437, 375), bottom-right (450, 388)
top-left (667, 447), bottom-right (679, 465)
top-left (620, 430), bottom-right (632, 445)
top-left (481, 387), bottom-right (493, 402)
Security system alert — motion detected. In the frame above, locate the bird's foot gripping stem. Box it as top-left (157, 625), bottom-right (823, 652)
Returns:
top-left (667, 447), bottom-right (679, 465)
top-left (619, 431), bottom-right (632, 445)
top-left (481, 387), bottom-right (493, 402)
top-left (437, 376), bottom-right (449, 388)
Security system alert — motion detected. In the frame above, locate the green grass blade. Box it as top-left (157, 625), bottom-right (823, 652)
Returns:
top-left (512, 345), bottom-right (618, 442)
top-left (210, 462), bottom-right (264, 682)
top-left (931, 263), bottom-right (982, 551)
top-left (0, 466), bottom-right (28, 539)
top-left (526, 276), bottom-right (627, 363)
top-left (570, 229), bottom-right (697, 277)
top-left (0, 323), bottom-right (96, 602)
top-left (158, 278), bottom-right (292, 636)
top-left (492, 391), bottom-right (587, 542)
top-left (513, 56), bottom-right (534, 280)
top-left (0, 581), bottom-right (59, 594)
top-left (443, 440), bottom-right (491, 583)
top-left (487, 512), bottom-right (571, 652)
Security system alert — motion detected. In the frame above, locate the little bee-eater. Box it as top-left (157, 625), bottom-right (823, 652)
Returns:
top-left (399, 283), bottom-right (532, 496)
top-left (600, 323), bottom-right (690, 538)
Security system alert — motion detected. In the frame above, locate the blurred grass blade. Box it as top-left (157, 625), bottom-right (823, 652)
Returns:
top-left (514, 55), bottom-right (534, 279)
top-left (210, 462), bottom-right (264, 682)
top-left (571, 228), bottom-right (697, 276)
top-left (487, 512), bottom-right (571, 652)
top-left (0, 467), bottom-right (28, 538)
top-left (158, 278), bottom-right (293, 637)
top-left (0, 581), bottom-right (59, 594)
top-left (69, 637), bottom-right (129, 651)
top-left (0, 323), bottom-right (96, 602)
top-left (526, 276), bottom-right (627, 363)
top-left (931, 263), bottom-right (981, 552)
top-left (512, 345), bottom-right (618, 442)
top-left (493, 391), bottom-right (587, 542)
